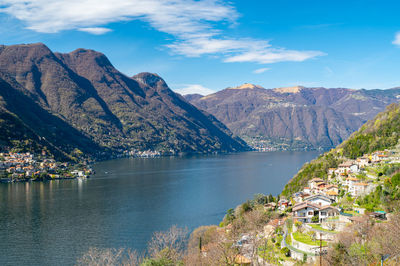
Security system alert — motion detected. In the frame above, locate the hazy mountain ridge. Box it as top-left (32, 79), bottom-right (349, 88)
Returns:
top-left (185, 84), bottom-right (400, 149)
top-left (0, 43), bottom-right (248, 160)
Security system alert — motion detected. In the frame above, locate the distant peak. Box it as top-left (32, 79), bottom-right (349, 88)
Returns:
top-left (133, 72), bottom-right (165, 88)
top-left (64, 48), bottom-right (113, 68)
top-left (273, 86), bottom-right (305, 93)
top-left (229, 83), bottom-right (264, 90)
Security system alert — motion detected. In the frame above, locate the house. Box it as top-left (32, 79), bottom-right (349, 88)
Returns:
top-left (309, 178), bottom-right (324, 189)
top-left (293, 202), bottom-right (321, 223)
top-left (294, 192), bottom-right (310, 203)
top-left (325, 190), bottom-right (339, 201)
top-left (350, 182), bottom-right (369, 197)
top-left (338, 161), bottom-right (358, 174)
top-left (278, 199), bottom-right (290, 211)
top-left (319, 206), bottom-right (340, 222)
top-left (356, 156), bottom-right (370, 168)
top-left (344, 177), bottom-right (359, 188)
top-left (337, 161), bottom-right (352, 173)
top-left (303, 194), bottom-right (334, 206)
top-left (325, 184), bottom-right (338, 193)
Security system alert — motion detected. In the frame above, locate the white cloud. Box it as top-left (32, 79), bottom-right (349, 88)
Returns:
top-left (78, 27), bottom-right (111, 35)
top-left (173, 84), bottom-right (215, 95)
top-left (393, 32), bottom-right (400, 46)
top-left (0, 0), bottom-right (324, 64)
top-left (225, 49), bottom-right (325, 64)
top-left (253, 67), bottom-right (270, 74)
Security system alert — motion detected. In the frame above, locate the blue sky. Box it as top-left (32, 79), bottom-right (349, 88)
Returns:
top-left (1, 0), bottom-right (400, 95)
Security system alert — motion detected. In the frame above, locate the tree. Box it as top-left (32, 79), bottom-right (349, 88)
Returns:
top-left (311, 214), bottom-right (319, 223)
top-left (77, 247), bottom-right (141, 265)
top-left (281, 247), bottom-right (290, 257)
top-left (147, 225), bottom-right (188, 264)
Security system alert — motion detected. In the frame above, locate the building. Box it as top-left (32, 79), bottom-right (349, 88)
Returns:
top-left (350, 182), bottom-right (369, 197)
top-left (292, 202), bottom-right (321, 223)
top-left (319, 206), bottom-right (340, 222)
top-left (303, 194), bottom-right (334, 206)
top-left (308, 178), bottom-right (324, 189)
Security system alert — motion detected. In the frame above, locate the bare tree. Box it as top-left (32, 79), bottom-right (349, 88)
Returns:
top-left (77, 247), bottom-right (142, 266)
top-left (147, 225), bottom-right (188, 264)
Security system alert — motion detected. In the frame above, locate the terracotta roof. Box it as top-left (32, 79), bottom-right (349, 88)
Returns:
top-left (346, 177), bottom-right (359, 181)
top-left (293, 202), bottom-right (320, 212)
top-left (326, 191), bottom-right (338, 196)
top-left (320, 205), bottom-right (339, 211)
top-left (325, 184), bottom-right (338, 189)
top-left (339, 161), bottom-right (355, 167)
top-left (303, 194), bottom-right (332, 202)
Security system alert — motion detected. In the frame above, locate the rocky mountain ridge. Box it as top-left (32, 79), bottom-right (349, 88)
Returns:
top-left (185, 84), bottom-right (400, 150)
top-left (0, 43), bottom-right (248, 160)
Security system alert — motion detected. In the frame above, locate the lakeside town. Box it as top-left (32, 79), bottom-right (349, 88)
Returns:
top-left (190, 146), bottom-right (400, 265)
top-left (0, 151), bottom-right (94, 183)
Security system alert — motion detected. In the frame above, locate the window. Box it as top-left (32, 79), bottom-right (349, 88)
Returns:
top-left (308, 211), bottom-right (313, 215)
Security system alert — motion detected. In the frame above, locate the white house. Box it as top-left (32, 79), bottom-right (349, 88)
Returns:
top-left (293, 202), bottom-right (320, 223)
top-left (319, 206), bottom-right (340, 222)
top-left (349, 182), bottom-right (369, 197)
top-left (308, 178), bottom-right (324, 189)
top-left (338, 161), bottom-right (358, 174)
top-left (356, 156), bottom-right (370, 168)
top-left (303, 194), bottom-right (334, 206)
top-left (344, 177), bottom-right (359, 188)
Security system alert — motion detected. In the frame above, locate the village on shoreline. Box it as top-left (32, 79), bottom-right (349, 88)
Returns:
top-left (0, 151), bottom-right (94, 183)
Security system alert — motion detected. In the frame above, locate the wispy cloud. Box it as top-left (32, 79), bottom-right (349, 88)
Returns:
top-left (253, 67), bottom-right (270, 74)
top-left (393, 32), bottom-right (400, 46)
top-left (78, 27), bottom-right (112, 35)
top-left (0, 0), bottom-right (324, 64)
top-left (173, 84), bottom-right (215, 95)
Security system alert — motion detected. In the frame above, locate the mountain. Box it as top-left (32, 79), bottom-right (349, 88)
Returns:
top-left (0, 43), bottom-right (248, 160)
top-left (281, 102), bottom-right (400, 196)
top-left (185, 84), bottom-right (400, 150)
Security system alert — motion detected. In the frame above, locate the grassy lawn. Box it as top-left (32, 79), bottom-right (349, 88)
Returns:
top-left (292, 231), bottom-right (327, 246)
top-left (309, 224), bottom-right (337, 234)
top-left (326, 216), bottom-right (339, 221)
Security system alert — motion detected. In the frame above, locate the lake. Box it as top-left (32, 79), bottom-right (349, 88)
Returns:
top-left (0, 151), bottom-right (320, 265)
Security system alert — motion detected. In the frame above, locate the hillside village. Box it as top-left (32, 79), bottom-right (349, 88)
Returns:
top-left (269, 148), bottom-right (400, 263)
top-left (189, 147), bottom-right (400, 265)
top-left (287, 148), bottom-right (399, 262)
top-left (0, 151), bottom-right (93, 183)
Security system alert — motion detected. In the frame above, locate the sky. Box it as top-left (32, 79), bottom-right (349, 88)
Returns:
top-left (1, 0), bottom-right (400, 95)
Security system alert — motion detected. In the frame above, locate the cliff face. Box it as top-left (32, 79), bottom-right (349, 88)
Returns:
top-left (0, 43), bottom-right (248, 160)
top-left (185, 84), bottom-right (400, 149)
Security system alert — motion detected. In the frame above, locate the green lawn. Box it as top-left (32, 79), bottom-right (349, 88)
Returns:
top-left (292, 231), bottom-right (327, 246)
top-left (309, 224), bottom-right (337, 234)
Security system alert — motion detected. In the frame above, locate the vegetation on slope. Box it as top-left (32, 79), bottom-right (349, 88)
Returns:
top-left (340, 103), bottom-right (400, 159)
top-left (282, 103), bottom-right (400, 197)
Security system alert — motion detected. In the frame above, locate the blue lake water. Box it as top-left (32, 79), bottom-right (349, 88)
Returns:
top-left (0, 151), bottom-right (320, 265)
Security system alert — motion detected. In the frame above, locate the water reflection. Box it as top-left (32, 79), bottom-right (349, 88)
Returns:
top-left (0, 151), bottom-right (320, 265)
